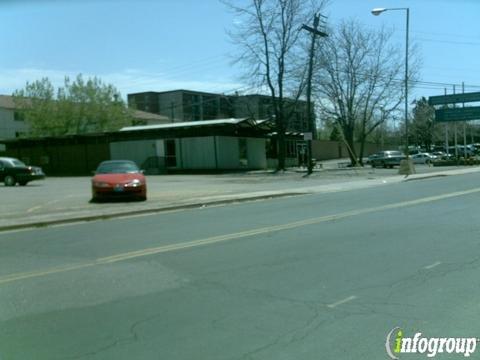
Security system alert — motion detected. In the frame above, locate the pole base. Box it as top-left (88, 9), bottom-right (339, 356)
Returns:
top-left (398, 159), bottom-right (416, 175)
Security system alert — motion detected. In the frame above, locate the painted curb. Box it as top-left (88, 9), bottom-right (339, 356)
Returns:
top-left (0, 192), bottom-right (307, 232)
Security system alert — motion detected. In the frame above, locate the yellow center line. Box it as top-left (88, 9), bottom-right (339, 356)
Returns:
top-left (1, 187), bottom-right (480, 286)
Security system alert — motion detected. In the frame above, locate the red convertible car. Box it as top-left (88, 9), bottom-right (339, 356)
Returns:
top-left (91, 160), bottom-right (147, 201)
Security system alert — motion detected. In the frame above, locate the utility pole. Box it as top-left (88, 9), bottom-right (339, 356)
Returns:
top-left (444, 88), bottom-right (449, 156)
top-left (462, 82), bottom-right (467, 158)
top-left (453, 84), bottom-right (458, 159)
top-left (302, 13), bottom-right (327, 175)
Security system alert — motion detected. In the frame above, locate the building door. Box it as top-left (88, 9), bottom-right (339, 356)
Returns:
top-left (297, 142), bottom-right (307, 166)
top-left (165, 139), bottom-right (177, 167)
top-left (239, 138), bottom-right (248, 167)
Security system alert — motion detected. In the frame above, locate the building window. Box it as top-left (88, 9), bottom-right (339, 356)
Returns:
top-left (183, 94), bottom-right (201, 121)
top-left (14, 111), bottom-right (25, 121)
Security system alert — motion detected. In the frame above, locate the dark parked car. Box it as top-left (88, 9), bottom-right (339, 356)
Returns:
top-left (0, 157), bottom-right (45, 186)
top-left (91, 160), bottom-right (147, 201)
top-left (369, 151), bottom-right (406, 168)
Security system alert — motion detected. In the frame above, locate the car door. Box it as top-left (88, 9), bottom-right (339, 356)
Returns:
top-left (0, 160), bottom-right (6, 181)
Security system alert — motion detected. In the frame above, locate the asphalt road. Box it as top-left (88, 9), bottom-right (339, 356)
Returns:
top-left (1, 172), bottom-right (480, 359)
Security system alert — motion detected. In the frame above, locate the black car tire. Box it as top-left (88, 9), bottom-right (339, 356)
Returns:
top-left (4, 175), bottom-right (16, 186)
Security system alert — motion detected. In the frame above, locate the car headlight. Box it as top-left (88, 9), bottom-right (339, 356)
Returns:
top-left (126, 179), bottom-right (143, 187)
top-left (93, 181), bottom-right (110, 188)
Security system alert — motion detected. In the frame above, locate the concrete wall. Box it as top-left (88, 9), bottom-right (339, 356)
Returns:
top-left (178, 136), bottom-right (267, 170)
top-left (178, 137), bottom-right (216, 169)
top-left (215, 136), bottom-right (238, 169)
top-left (110, 140), bottom-right (165, 173)
top-left (312, 140), bottom-right (390, 160)
top-left (5, 135), bottom-right (268, 174)
top-left (246, 138), bottom-right (267, 169)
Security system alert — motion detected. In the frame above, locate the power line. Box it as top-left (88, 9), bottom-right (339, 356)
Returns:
top-left (413, 37), bottom-right (480, 47)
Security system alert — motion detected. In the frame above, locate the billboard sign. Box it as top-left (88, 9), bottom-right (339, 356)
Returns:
top-left (434, 107), bottom-right (480, 122)
top-left (429, 92), bottom-right (480, 106)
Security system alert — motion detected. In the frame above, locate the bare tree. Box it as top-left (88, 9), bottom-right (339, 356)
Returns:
top-left (314, 20), bottom-right (419, 165)
top-left (224, 0), bottom-right (327, 170)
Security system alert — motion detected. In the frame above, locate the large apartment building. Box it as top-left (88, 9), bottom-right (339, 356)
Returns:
top-left (128, 89), bottom-right (311, 133)
top-left (127, 90), bottom-right (233, 123)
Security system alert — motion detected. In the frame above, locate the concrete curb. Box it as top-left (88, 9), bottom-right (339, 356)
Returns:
top-left (402, 166), bottom-right (480, 181)
top-left (0, 192), bottom-right (307, 232)
top-left (403, 174), bottom-right (448, 182)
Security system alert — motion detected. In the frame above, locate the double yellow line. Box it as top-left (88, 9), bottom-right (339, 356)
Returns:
top-left (1, 187), bottom-right (479, 286)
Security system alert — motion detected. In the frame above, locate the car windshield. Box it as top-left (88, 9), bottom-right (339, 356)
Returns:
top-left (11, 159), bottom-right (26, 167)
top-left (96, 162), bottom-right (139, 174)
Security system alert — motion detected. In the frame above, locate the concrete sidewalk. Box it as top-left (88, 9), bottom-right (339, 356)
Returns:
top-left (2, 164), bottom-right (480, 231)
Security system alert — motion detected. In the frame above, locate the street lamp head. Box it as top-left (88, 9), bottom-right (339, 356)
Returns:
top-left (371, 8), bottom-right (387, 16)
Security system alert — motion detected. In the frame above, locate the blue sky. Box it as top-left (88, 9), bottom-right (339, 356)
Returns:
top-left (1, 0), bottom-right (479, 100)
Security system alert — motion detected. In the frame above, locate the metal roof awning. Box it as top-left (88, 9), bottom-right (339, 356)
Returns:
top-left (0, 117), bottom-right (288, 146)
top-left (120, 117), bottom-right (272, 132)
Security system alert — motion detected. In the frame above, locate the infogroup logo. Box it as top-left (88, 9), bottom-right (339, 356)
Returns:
top-left (385, 327), bottom-right (478, 359)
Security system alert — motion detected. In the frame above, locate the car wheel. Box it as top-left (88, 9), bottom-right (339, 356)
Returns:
top-left (18, 181), bottom-right (28, 186)
top-left (4, 175), bottom-right (16, 186)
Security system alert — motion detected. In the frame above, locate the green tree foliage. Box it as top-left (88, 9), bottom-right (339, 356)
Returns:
top-left (411, 97), bottom-right (438, 151)
top-left (13, 74), bottom-right (132, 136)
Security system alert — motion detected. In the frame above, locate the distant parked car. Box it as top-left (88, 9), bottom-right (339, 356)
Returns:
top-left (369, 151), bottom-right (406, 168)
top-left (0, 157), bottom-right (45, 186)
top-left (447, 146), bottom-right (475, 157)
top-left (432, 151), bottom-right (455, 160)
top-left (411, 153), bottom-right (437, 164)
top-left (91, 160), bottom-right (147, 201)
top-left (366, 153), bottom-right (379, 165)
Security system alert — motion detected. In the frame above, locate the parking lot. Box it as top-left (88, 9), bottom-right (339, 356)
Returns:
top-left (1, 163), bottom-right (475, 229)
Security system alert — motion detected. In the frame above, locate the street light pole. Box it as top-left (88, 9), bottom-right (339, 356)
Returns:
top-left (404, 8), bottom-right (410, 160)
top-left (372, 7), bottom-right (415, 175)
